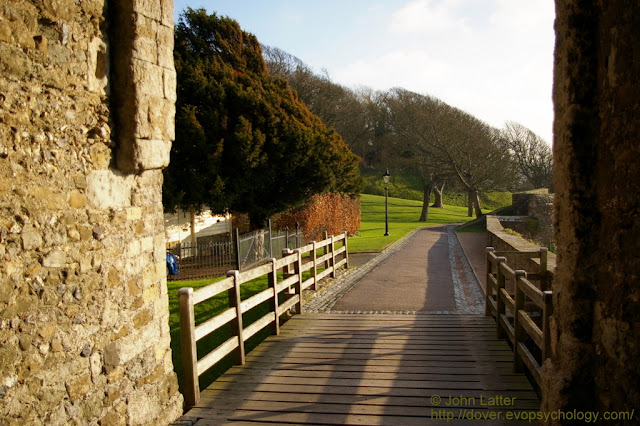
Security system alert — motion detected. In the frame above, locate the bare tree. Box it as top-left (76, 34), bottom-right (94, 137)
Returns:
top-left (501, 121), bottom-right (553, 190)
top-left (384, 88), bottom-right (516, 219)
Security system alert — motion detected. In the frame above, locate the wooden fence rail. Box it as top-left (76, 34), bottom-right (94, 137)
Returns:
top-left (485, 247), bottom-right (553, 390)
top-left (178, 232), bottom-right (349, 408)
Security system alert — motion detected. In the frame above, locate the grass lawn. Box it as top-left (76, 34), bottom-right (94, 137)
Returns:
top-left (348, 193), bottom-right (486, 253)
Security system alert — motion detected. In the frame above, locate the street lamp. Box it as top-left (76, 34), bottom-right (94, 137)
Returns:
top-left (383, 169), bottom-right (390, 236)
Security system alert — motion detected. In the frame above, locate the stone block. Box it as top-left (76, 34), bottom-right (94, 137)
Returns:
top-left (65, 373), bottom-right (91, 402)
top-left (162, 67), bottom-right (176, 101)
top-left (135, 139), bottom-right (172, 170)
top-left (132, 59), bottom-right (164, 99)
top-left (43, 250), bottom-right (66, 268)
top-left (21, 226), bottom-right (43, 250)
top-left (86, 171), bottom-right (134, 210)
top-left (133, 0), bottom-right (162, 21)
top-left (156, 25), bottom-right (174, 69)
top-left (68, 192), bottom-right (87, 209)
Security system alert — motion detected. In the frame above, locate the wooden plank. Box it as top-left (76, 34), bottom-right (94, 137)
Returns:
top-left (499, 314), bottom-right (515, 344)
top-left (316, 252), bottom-right (332, 264)
top-left (316, 267), bottom-right (333, 281)
top-left (237, 262), bottom-right (272, 284)
top-left (243, 312), bottom-right (274, 341)
top-left (517, 342), bottom-right (541, 388)
top-left (275, 274), bottom-right (298, 293)
top-left (300, 277), bottom-right (315, 291)
top-left (500, 288), bottom-right (515, 313)
top-left (517, 276), bottom-right (544, 307)
top-left (199, 390), bottom-right (542, 410)
top-left (277, 294), bottom-right (300, 315)
top-left (204, 380), bottom-right (539, 400)
top-left (275, 255), bottom-right (296, 269)
top-left (192, 276), bottom-right (234, 305)
top-left (184, 313), bottom-right (540, 424)
top-left (239, 287), bottom-right (274, 314)
top-left (195, 307), bottom-right (236, 341)
top-left (517, 310), bottom-right (543, 349)
top-left (197, 336), bottom-right (239, 376)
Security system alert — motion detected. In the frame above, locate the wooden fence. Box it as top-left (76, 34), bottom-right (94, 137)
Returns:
top-left (178, 232), bottom-right (349, 408)
top-left (485, 247), bottom-right (553, 390)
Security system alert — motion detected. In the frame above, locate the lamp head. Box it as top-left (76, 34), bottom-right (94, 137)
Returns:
top-left (382, 169), bottom-right (391, 184)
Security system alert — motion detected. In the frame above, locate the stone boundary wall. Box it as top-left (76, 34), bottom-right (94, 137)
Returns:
top-left (486, 216), bottom-right (556, 285)
top-left (0, 1), bottom-right (182, 424)
top-left (511, 191), bottom-right (554, 246)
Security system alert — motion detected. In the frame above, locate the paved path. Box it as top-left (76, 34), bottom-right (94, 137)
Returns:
top-left (306, 225), bottom-right (485, 314)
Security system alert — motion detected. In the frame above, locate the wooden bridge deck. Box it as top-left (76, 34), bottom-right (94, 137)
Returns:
top-left (183, 313), bottom-right (540, 425)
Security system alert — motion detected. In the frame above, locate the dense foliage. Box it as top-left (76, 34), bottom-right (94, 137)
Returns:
top-left (163, 9), bottom-right (362, 228)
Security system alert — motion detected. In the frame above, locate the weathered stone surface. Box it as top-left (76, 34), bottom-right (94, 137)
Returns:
top-left (0, 0), bottom-right (182, 423)
top-left (542, 1), bottom-right (640, 421)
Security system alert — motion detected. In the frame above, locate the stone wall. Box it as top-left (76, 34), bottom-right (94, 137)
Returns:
top-left (0, 1), bottom-right (182, 424)
top-left (510, 190), bottom-right (554, 246)
top-left (486, 216), bottom-right (556, 290)
top-left (542, 0), bottom-right (640, 421)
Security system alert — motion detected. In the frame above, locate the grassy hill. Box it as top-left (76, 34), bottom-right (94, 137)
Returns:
top-left (348, 193), bottom-right (486, 252)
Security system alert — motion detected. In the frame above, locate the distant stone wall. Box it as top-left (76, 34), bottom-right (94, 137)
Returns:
top-left (509, 190), bottom-right (554, 246)
top-left (486, 216), bottom-right (556, 290)
top-left (0, 1), bottom-right (182, 424)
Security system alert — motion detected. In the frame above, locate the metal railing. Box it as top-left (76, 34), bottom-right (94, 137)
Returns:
top-left (167, 222), bottom-right (305, 280)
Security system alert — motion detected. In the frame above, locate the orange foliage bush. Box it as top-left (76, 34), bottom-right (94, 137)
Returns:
top-left (273, 193), bottom-right (360, 241)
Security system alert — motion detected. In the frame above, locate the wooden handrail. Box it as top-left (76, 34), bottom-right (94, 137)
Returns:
top-left (178, 232), bottom-right (349, 408)
top-left (485, 246), bottom-right (553, 391)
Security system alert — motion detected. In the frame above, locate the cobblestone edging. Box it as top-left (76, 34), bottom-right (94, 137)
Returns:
top-left (448, 226), bottom-right (485, 314)
top-left (304, 225), bottom-right (485, 315)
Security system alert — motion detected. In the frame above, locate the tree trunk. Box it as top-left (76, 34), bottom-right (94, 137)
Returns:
top-left (419, 180), bottom-right (435, 222)
top-left (467, 190), bottom-right (474, 217)
top-left (248, 212), bottom-right (268, 231)
top-left (471, 189), bottom-right (483, 219)
top-left (189, 206), bottom-right (197, 245)
top-left (431, 181), bottom-right (445, 208)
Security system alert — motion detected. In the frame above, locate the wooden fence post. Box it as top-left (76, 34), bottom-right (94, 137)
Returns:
top-left (234, 228), bottom-right (241, 271)
top-left (513, 270), bottom-right (527, 373)
top-left (310, 241), bottom-right (317, 290)
top-left (227, 270), bottom-right (245, 365)
top-left (542, 290), bottom-right (553, 360)
top-left (293, 249), bottom-right (303, 314)
top-left (485, 247), bottom-right (495, 316)
top-left (323, 231), bottom-right (329, 269)
top-left (178, 287), bottom-right (199, 408)
top-left (329, 235), bottom-right (336, 278)
top-left (343, 231), bottom-right (349, 269)
top-left (539, 247), bottom-right (549, 290)
top-left (282, 248), bottom-right (294, 295)
top-left (268, 258), bottom-right (280, 335)
top-left (495, 256), bottom-right (507, 339)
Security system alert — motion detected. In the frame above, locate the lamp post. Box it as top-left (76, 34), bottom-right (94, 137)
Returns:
top-left (383, 169), bottom-right (390, 236)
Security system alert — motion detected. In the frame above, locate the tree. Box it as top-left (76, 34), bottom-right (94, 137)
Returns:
top-left (164, 9), bottom-right (362, 228)
top-left (263, 46), bottom-right (370, 159)
top-left (500, 121), bottom-right (553, 190)
top-left (383, 88), bottom-right (516, 219)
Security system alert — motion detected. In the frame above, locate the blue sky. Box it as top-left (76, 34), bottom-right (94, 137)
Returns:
top-left (172, 0), bottom-right (555, 143)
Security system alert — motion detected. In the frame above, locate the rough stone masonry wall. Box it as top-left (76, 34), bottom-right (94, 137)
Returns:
top-left (0, 1), bottom-right (182, 425)
top-left (542, 0), bottom-right (640, 421)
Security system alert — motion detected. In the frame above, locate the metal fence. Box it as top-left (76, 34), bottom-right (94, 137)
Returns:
top-left (167, 222), bottom-right (304, 281)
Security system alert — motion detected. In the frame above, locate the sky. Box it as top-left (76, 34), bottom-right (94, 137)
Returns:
top-left (172, 0), bottom-right (556, 144)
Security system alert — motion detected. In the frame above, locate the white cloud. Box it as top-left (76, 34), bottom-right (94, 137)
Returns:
top-left (333, 50), bottom-right (452, 93)
top-left (389, 0), bottom-right (471, 33)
